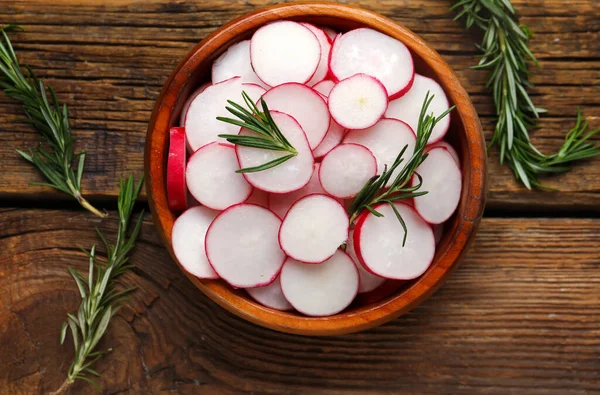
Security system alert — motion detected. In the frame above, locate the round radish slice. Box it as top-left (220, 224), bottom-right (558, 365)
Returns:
top-left (346, 229), bottom-right (385, 293)
top-left (354, 202), bottom-right (435, 280)
top-left (172, 206), bottom-right (219, 279)
top-left (433, 223), bottom-right (444, 245)
top-left (312, 120), bottom-right (345, 159)
top-left (427, 140), bottom-right (460, 166)
top-left (179, 82), bottom-right (210, 126)
top-left (250, 21), bottom-right (321, 87)
top-left (319, 143), bottom-right (378, 199)
top-left (186, 143), bottom-right (252, 211)
top-left (246, 276), bottom-right (293, 311)
top-left (385, 74), bottom-right (451, 144)
top-left (279, 194), bottom-right (349, 263)
top-left (237, 111), bottom-right (314, 194)
top-left (205, 204), bottom-right (286, 288)
top-left (212, 40), bottom-right (267, 88)
top-left (245, 188), bottom-right (269, 208)
top-left (412, 147), bottom-right (462, 224)
top-left (301, 23), bottom-right (332, 86)
top-left (320, 26), bottom-right (337, 42)
top-left (329, 28), bottom-right (414, 99)
top-left (268, 163), bottom-right (326, 219)
top-left (280, 250), bottom-right (359, 316)
top-left (167, 127), bottom-right (188, 211)
top-left (313, 80), bottom-right (335, 98)
top-left (261, 83), bottom-right (330, 149)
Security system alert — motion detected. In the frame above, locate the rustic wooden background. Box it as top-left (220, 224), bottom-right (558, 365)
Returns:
top-left (0, 0), bottom-right (598, 394)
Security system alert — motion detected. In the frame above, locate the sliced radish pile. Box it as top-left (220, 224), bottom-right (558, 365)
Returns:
top-left (280, 250), bottom-right (359, 316)
top-left (312, 120), bottom-right (345, 159)
top-left (354, 202), bottom-right (435, 280)
top-left (261, 83), bottom-right (330, 149)
top-left (251, 21), bottom-right (321, 86)
top-left (328, 74), bottom-right (388, 130)
top-left (268, 163), bottom-right (326, 219)
top-left (428, 140), bottom-right (460, 166)
top-left (172, 206), bottom-right (219, 279)
top-left (329, 28), bottom-right (414, 99)
top-left (412, 147), bottom-right (462, 224)
top-left (206, 204), bottom-right (286, 288)
top-left (279, 194), bottom-right (349, 263)
top-left (167, 127), bottom-right (188, 211)
top-left (237, 111), bottom-right (314, 193)
top-left (186, 143), bottom-right (252, 210)
top-left (245, 188), bottom-right (269, 208)
top-left (386, 74), bottom-right (451, 144)
top-left (179, 82), bottom-right (210, 126)
top-left (301, 23), bottom-right (331, 86)
top-left (313, 80), bottom-right (335, 97)
top-left (346, 229), bottom-right (385, 294)
top-left (319, 143), bottom-right (378, 199)
top-left (212, 40), bottom-right (267, 87)
top-left (246, 276), bottom-right (293, 311)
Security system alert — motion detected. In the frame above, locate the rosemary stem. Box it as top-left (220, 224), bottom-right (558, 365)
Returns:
top-left (67, 179), bottom-right (107, 218)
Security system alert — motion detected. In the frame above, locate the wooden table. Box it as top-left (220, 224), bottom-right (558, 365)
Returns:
top-left (1, 1), bottom-right (598, 394)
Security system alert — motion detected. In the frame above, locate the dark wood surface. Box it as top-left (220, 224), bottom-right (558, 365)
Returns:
top-left (0, 0), bottom-right (599, 394)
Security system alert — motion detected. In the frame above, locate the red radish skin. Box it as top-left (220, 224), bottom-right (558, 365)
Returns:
top-left (319, 143), bottom-right (378, 199)
top-left (386, 74), bottom-right (451, 144)
top-left (246, 276), bottom-right (293, 311)
top-left (186, 143), bottom-right (252, 211)
top-left (280, 250), bottom-right (359, 316)
top-left (354, 202), bottom-right (435, 280)
top-left (205, 204), bottom-right (286, 288)
top-left (172, 206), bottom-right (219, 279)
top-left (312, 120), bottom-right (345, 159)
top-left (179, 83), bottom-right (210, 127)
top-left (320, 26), bottom-right (337, 42)
top-left (245, 188), bottom-right (269, 208)
top-left (212, 40), bottom-right (268, 88)
top-left (301, 23), bottom-right (332, 86)
top-left (313, 80), bottom-right (335, 98)
top-left (268, 163), bottom-right (326, 219)
top-left (167, 127), bottom-right (188, 211)
top-left (279, 194), bottom-right (349, 264)
top-left (261, 83), bottom-right (330, 149)
top-left (427, 140), bottom-right (460, 166)
top-left (250, 21), bottom-right (321, 87)
top-left (329, 28), bottom-right (414, 99)
top-left (346, 229), bottom-right (385, 293)
top-left (412, 147), bottom-right (462, 224)
top-left (236, 111), bottom-right (314, 194)
top-left (328, 74), bottom-right (388, 130)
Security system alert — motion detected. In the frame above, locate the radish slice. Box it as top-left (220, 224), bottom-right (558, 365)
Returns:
top-left (250, 21), bottom-right (321, 87)
top-left (346, 229), bottom-right (385, 293)
top-left (268, 163), bottom-right (326, 219)
top-left (237, 111), bottom-right (314, 194)
top-left (319, 143), bottom-right (378, 199)
top-left (433, 223), bottom-right (444, 245)
top-left (180, 83), bottom-right (210, 126)
top-left (261, 83), bottom-right (330, 149)
top-left (167, 127), bottom-right (188, 211)
top-left (245, 188), bottom-right (269, 208)
top-left (320, 26), bottom-right (337, 42)
top-left (329, 28), bottom-right (414, 99)
top-left (241, 83), bottom-right (267, 104)
top-left (212, 40), bottom-right (267, 88)
top-left (280, 250), bottom-right (359, 316)
top-left (386, 74), bottom-right (451, 144)
top-left (354, 202), bottom-right (435, 280)
top-left (312, 120), bottom-right (345, 159)
top-left (186, 143), bottom-right (252, 211)
top-left (427, 140), bottom-right (460, 166)
top-left (246, 276), bottom-right (293, 311)
top-left (205, 204), bottom-right (286, 288)
top-left (301, 23), bottom-right (332, 86)
top-left (412, 147), bottom-right (462, 224)
top-left (279, 194), bottom-right (349, 263)
top-left (313, 80), bottom-right (335, 97)
top-left (172, 206), bottom-right (219, 279)
top-left (328, 73), bottom-right (388, 130)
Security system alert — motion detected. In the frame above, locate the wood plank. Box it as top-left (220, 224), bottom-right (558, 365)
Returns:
top-left (0, 0), bottom-right (598, 210)
top-left (0, 209), bottom-right (598, 394)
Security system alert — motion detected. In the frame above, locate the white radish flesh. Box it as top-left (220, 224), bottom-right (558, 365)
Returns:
top-left (301, 23), bottom-right (332, 86)
top-left (329, 28), bottom-right (414, 99)
top-left (167, 127), bottom-right (188, 212)
top-left (312, 120), bottom-right (345, 159)
top-left (268, 163), bottom-right (326, 219)
top-left (346, 229), bottom-right (385, 293)
top-left (186, 143), bottom-right (252, 210)
top-left (279, 194), bottom-right (349, 263)
top-left (428, 140), bottom-right (460, 166)
top-left (319, 143), bottom-right (378, 199)
top-left (205, 204), bottom-right (286, 288)
top-left (212, 40), bottom-right (268, 88)
top-left (385, 74), bottom-right (451, 144)
top-left (241, 83), bottom-right (267, 104)
top-left (245, 188), bottom-right (269, 208)
top-left (313, 80), bottom-right (335, 98)
top-left (280, 250), bottom-right (359, 316)
top-left (328, 74), bottom-right (388, 130)
top-left (250, 21), bottom-right (321, 87)
top-left (179, 83), bottom-right (210, 127)
top-left (412, 147), bottom-right (462, 224)
top-left (237, 111), bottom-right (314, 193)
top-left (172, 206), bottom-right (219, 279)
top-left (354, 202), bottom-right (435, 280)
top-left (261, 83), bottom-right (330, 149)
top-left (246, 276), bottom-right (293, 311)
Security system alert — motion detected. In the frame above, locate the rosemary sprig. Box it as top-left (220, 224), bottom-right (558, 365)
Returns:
top-left (53, 175), bottom-right (144, 394)
top-left (452, 0), bottom-right (600, 189)
top-left (348, 92), bottom-right (454, 245)
top-left (217, 91), bottom-right (297, 173)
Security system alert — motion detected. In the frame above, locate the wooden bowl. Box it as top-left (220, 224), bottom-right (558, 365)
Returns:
top-left (145, 2), bottom-right (487, 336)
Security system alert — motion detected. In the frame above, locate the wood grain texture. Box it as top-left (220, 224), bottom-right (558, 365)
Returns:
top-left (0, 0), bottom-right (599, 210)
top-left (0, 209), bottom-right (598, 394)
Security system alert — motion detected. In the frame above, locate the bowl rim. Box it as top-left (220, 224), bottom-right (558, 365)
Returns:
top-left (145, 1), bottom-right (487, 336)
